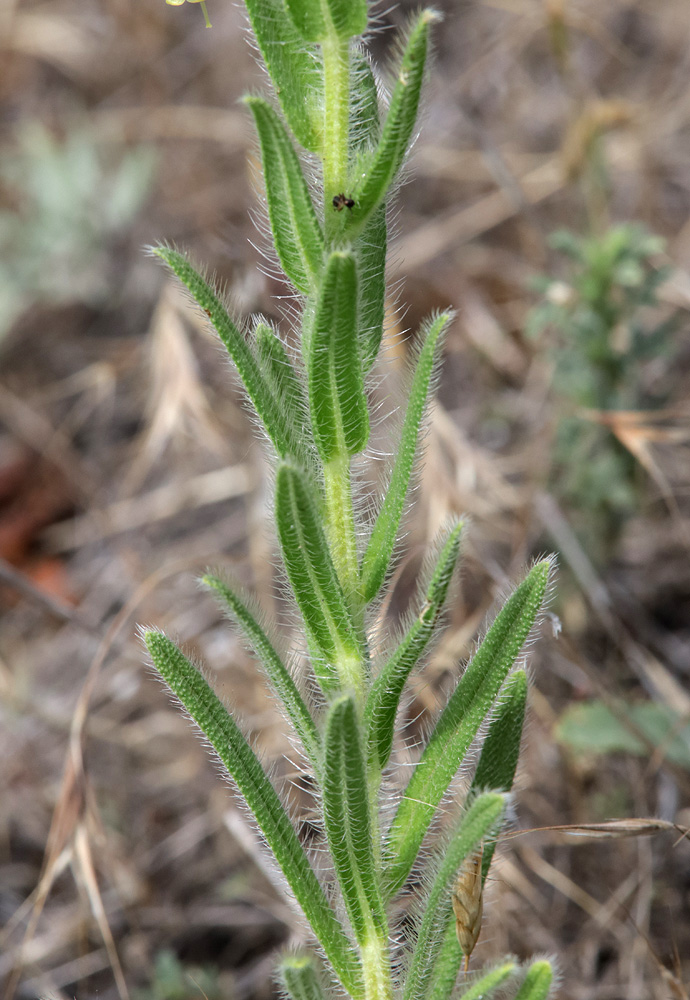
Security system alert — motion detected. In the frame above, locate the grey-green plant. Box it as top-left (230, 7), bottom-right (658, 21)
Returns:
top-left (0, 122), bottom-right (154, 342)
top-left (526, 223), bottom-right (676, 560)
top-left (146, 3), bottom-right (555, 999)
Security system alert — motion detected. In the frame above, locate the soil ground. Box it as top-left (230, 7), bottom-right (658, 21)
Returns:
top-left (1, 2), bottom-right (690, 998)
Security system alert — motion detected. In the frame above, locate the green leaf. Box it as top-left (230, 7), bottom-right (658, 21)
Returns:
top-left (349, 10), bottom-right (436, 229)
top-left (425, 920), bottom-right (464, 1000)
top-left (323, 696), bottom-right (386, 942)
top-left (420, 674), bottom-right (528, 1000)
top-left (324, 0), bottom-right (367, 39)
top-left (470, 669), bottom-right (528, 882)
top-left (457, 962), bottom-right (517, 1000)
top-left (243, 0), bottom-right (323, 152)
top-left (144, 631), bottom-right (362, 997)
top-left (403, 793), bottom-right (505, 1000)
top-left (361, 311), bottom-right (452, 602)
top-left (555, 698), bottom-right (690, 769)
top-left (472, 670), bottom-right (527, 795)
top-left (201, 574), bottom-right (321, 771)
top-left (385, 559), bottom-right (552, 896)
top-left (255, 322), bottom-right (310, 440)
top-left (308, 251), bottom-right (369, 462)
top-left (350, 48), bottom-right (381, 152)
top-left (365, 521), bottom-right (464, 773)
top-left (279, 955), bottom-right (328, 1000)
top-left (152, 247), bottom-right (299, 462)
top-left (284, 0), bottom-right (326, 42)
top-left (348, 53), bottom-right (385, 373)
top-left (275, 463), bottom-right (360, 689)
top-left (285, 0), bottom-right (366, 41)
top-left (356, 206), bottom-right (387, 373)
top-left (513, 961), bottom-right (553, 1000)
top-left (245, 98), bottom-right (325, 293)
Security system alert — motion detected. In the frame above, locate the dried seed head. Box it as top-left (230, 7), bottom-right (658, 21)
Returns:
top-left (452, 844), bottom-right (484, 972)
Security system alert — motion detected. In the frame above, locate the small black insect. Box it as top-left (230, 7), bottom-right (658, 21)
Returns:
top-left (332, 193), bottom-right (355, 212)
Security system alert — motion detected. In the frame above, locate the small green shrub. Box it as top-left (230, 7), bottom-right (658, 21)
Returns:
top-left (0, 123), bottom-right (154, 339)
top-left (146, 3), bottom-right (555, 999)
top-left (527, 223), bottom-right (675, 558)
top-left (134, 949), bottom-right (223, 1000)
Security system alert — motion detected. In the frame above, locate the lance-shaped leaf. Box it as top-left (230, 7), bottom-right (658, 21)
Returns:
top-left (144, 631), bottom-right (362, 997)
top-left (245, 98), bottom-right (324, 293)
top-left (361, 311), bottom-right (452, 602)
top-left (323, 696), bottom-right (386, 942)
top-left (308, 252), bottom-right (369, 463)
top-left (152, 247), bottom-right (299, 461)
top-left (350, 48), bottom-right (381, 152)
top-left (426, 918), bottom-right (464, 1000)
top-left (403, 793), bottom-right (505, 1000)
top-left (349, 10), bottom-right (436, 229)
top-left (324, 0), bottom-right (367, 39)
top-left (471, 669), bottom-right (527, 881)
top-left (243, 0), bottom-right (323, 152)
top-left (285, 0), bottom-right (366, 42)
top-left (285, 0), bottom-right (325, 41)
top-left (423, 671), bottom-right (529, 1000)
top-left (280, 955), bottom-right (328, 1000)
top-left (346, 54), bottom-right (386, 370)
top-left (365, 521), bottom-right (463, 773)
top-left (513, 962), bottom-right (553, 1000)
top-left (275, 463), bottom-right (361, 688)
top-left (384, 559), bottom-right (552, 896)
top-left (255, 322), bottom-right (310, 439)
top-left (254, 323), bottom-right (310, 455)
top-left (202, 573), bottom-right (321, 771)
top-left (457, 962), bottom-right (517, 1000)
top-left (357, 206), bottom-right (387, 373)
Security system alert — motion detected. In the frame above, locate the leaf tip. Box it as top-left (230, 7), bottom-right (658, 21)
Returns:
top-left (421, 7), bottom-right (443, 26)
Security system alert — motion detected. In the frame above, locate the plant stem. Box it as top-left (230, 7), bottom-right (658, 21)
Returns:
top-left (321, 32), bottom-right (351, 237)
top-left (361, 930), bottom-right (393, 1000)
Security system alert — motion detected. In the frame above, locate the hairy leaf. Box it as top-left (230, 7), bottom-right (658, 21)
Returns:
top-left (254, 322), bottom-right (310, 440)
top-left (513, 962), bottom-right (553, 1000)
top-left (457, 962), bottom-right (517, 1000)
top-left (471, 669), bottom-right (527, 881)
top-left (308, 251), bottom-right (369, 462)
top-left (403, 793), bottom-right (505, 1000)
top-left (350, 48), bottom-right (381, 152)
top-left (280, 955), bottom-right (328, 1000)
top-left (324, 0), bottom-right (367, 39)
top-left (348, 10), bottom-right (436, 229)
top-left (275, 463), bottom-right (361, 688)
top-left (426, 919), bottom-right (464, 1000)
top-left (152, 247), bottom-right (300, 461)
top-left (202, 574), bottom-right (321, 770)
top-left (361, 311), bottom-right (452, 601)
top-left (284, 0), bottom-right (326, 42)
top-left (246, 97), bottom-right (324, 293)
top-left (323, 696), bottom-right (386, 942)
top-left (356, 206), bottom-right (387, 373)
top-left (243, 0), bottom-right (323, 152)
top-left (144, 631), bottom-right (361, 996)
top-left (365, 521), bottom-right (464, 772)
top-left (385, 559), bottom-right (552, 895)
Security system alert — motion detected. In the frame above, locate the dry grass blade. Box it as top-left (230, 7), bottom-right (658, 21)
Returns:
top-left (452, 844), bottom-right (484, 973)
top-left (126, 282), bottom-right (230, 490)
top-left (4, 557), bottom-right (220, 999)
top-left (504, 818), bottom-right (689, 842)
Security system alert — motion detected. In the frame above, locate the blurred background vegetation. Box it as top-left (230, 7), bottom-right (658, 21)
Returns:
top-left (1, 1), bottom-right (689, 998)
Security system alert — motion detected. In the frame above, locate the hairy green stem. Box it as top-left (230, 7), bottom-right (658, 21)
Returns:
top-left (322, 32), bottom-right (351, 235)
top-left (361, 930), bottom-right (393, 1000)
